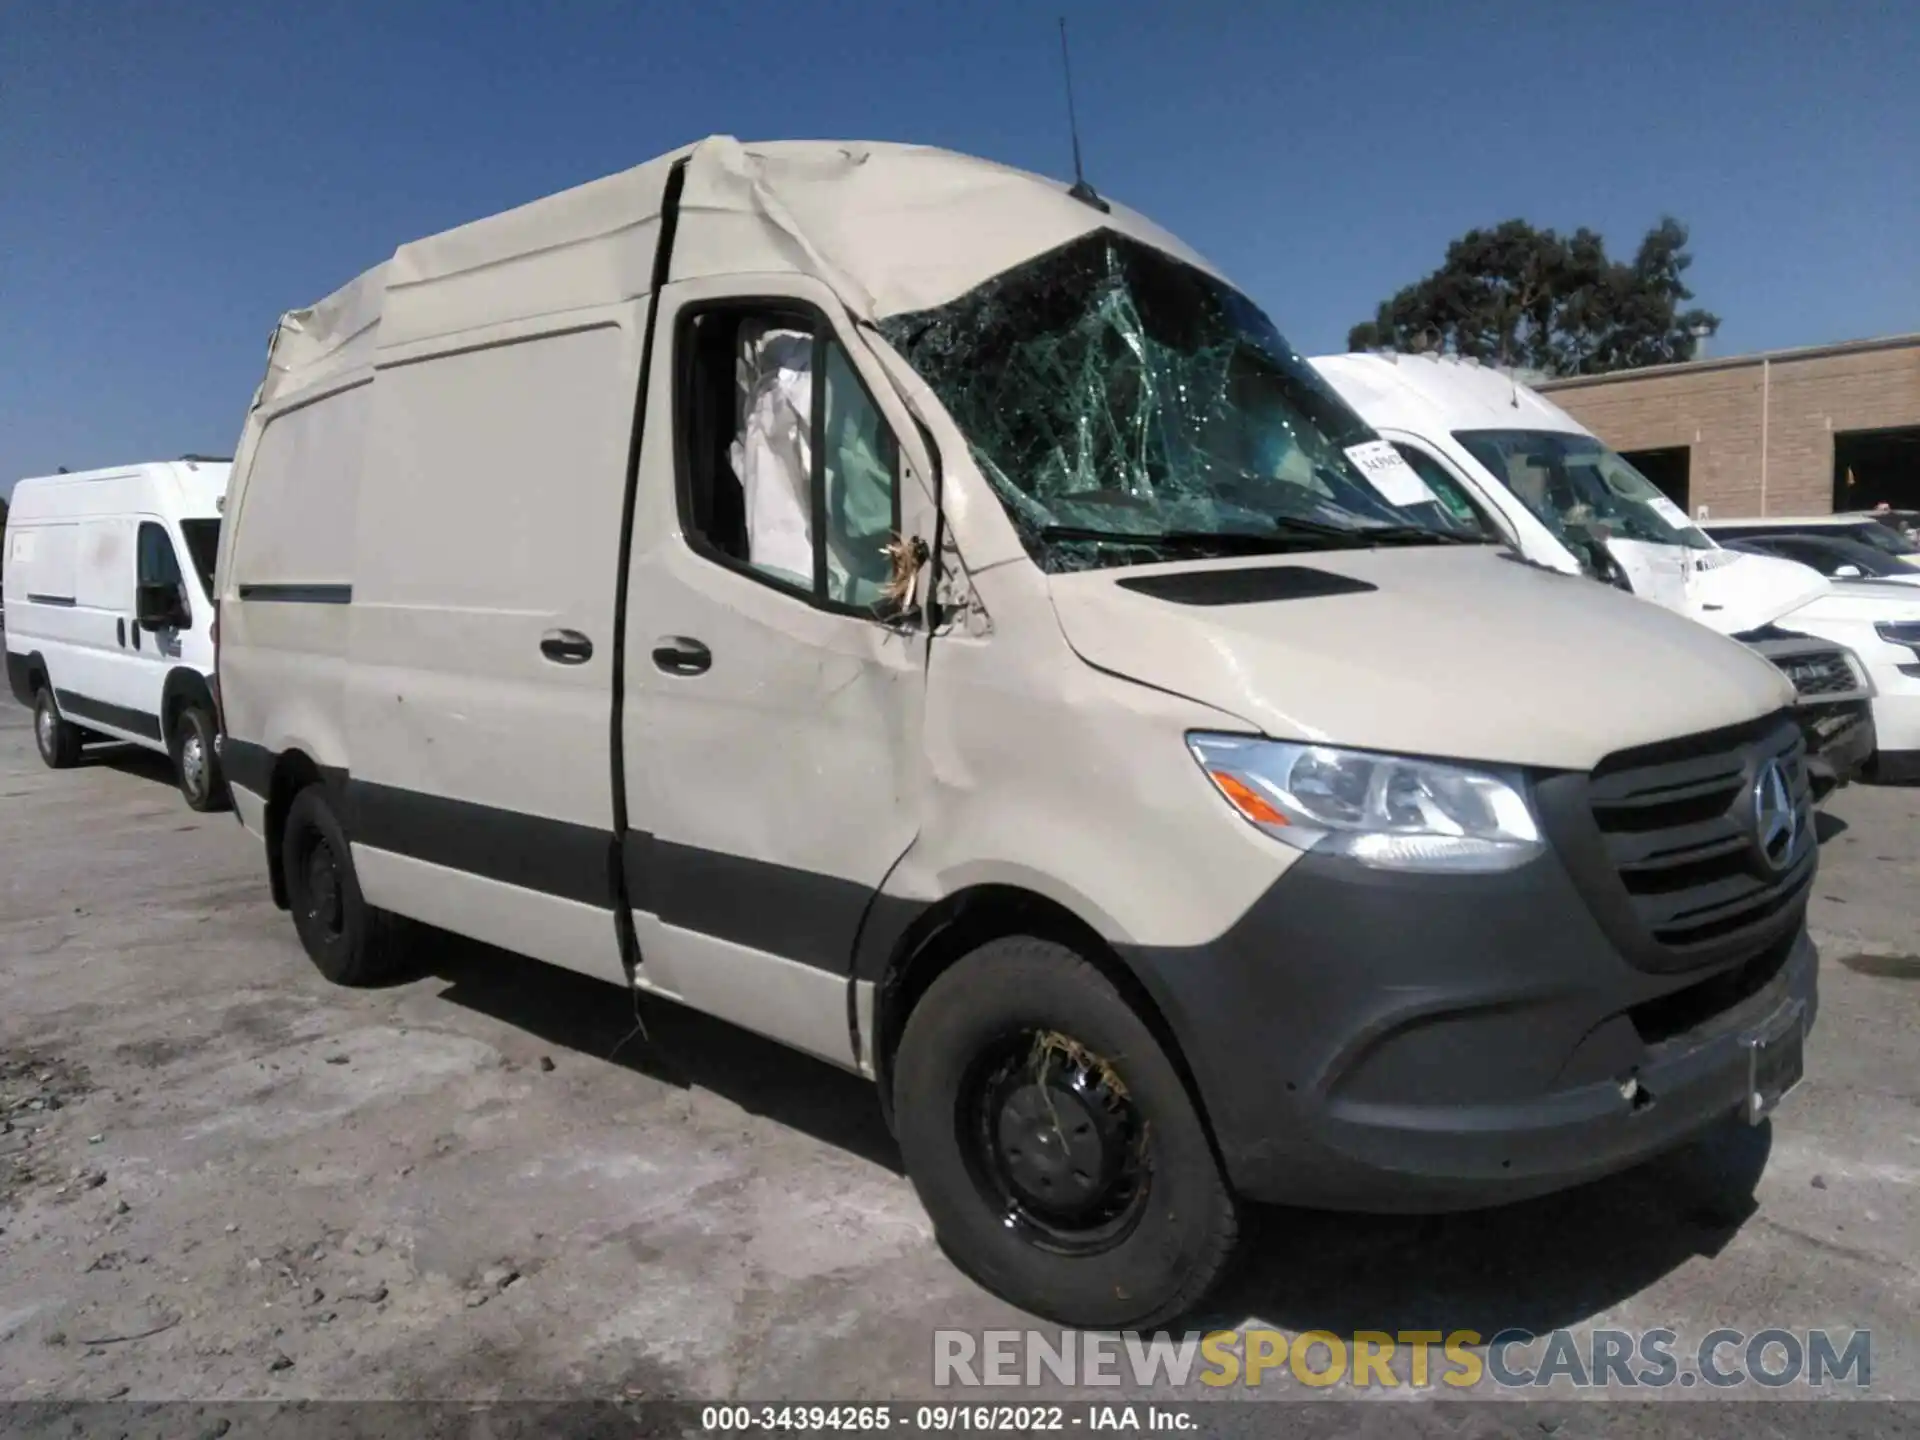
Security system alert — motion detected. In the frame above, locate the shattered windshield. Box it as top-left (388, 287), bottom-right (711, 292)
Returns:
top-left (878, 232), bottom-right (1469, 571)
top-left (1455, 430), bottom-right (1713, 552)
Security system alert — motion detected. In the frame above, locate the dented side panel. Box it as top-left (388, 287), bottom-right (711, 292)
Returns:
top-left (881, 554), bottom-right (1294, 952)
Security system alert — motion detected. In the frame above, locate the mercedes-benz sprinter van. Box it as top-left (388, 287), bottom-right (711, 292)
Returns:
top-left (5, 459), bottom-right (231, 809)
top-left (216, 138), bottom-right (1818, 1327)
top-left (1311, 353), bottom-right (1912, 789)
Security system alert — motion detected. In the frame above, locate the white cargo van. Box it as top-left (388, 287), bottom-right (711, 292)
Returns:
top-left (218, 138), bottom-right (1819, 1327)
top-left (5, 459), bottom-right (231, 809)
top-left (1311, 353), bottom-right (1920, 787)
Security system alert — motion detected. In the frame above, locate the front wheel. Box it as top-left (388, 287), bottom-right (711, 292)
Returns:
top-left (892, 936), bottom-right (1239, 1328)
top-left (33, 686), bottom-right (82, 769)
top-left (171, 704), bottom-right (230, 812)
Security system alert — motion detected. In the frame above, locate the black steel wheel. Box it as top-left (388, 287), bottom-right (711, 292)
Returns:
top-left (959, 1028), bottom-right (1152, 1257)
top-left (892, 936), bottom-right (1238, 1328)
top-left (281, 785), bottom-right (403, 986)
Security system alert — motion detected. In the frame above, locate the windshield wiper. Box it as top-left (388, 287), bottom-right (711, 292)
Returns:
top-left (1039, 518), bottom-right (1479, 552)
top-left (1351, 524), bottom-right (1485, 546)
top-left (1038, 525), bottom-right (1323, 553)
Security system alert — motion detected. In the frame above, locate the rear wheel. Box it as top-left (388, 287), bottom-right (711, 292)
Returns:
top-left (171, 704), bottom-right (230, 812)
top-left (33, 686), bottom-right (82, 769)
top-left (281, 786), bottom-right (405, 985)
top-left (892, 936), bottom-right (1239, 1328)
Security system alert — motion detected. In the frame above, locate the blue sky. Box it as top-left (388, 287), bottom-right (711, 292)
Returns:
top-left (4, 0), bottom-right (1916, 499)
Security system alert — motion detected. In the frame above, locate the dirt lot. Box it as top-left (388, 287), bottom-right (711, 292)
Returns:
top-left (1, 691), bottom-right (1917, 1415)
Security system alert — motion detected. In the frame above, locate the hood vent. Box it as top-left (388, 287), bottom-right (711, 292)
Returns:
top-left (1115, 565), bottom-right (1378, 607)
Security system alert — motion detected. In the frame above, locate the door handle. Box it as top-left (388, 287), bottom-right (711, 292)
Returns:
top-left (117, 618), bottom-right (126, 647)
top-left (651, 636), bottom-right (711, 676)
top-left (539, 629), bottom-right (594, 665)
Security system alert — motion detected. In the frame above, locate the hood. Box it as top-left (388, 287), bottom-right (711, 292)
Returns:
top-left (1788, 578), bottom-right (1920, 625)
top-left (1685, 548), bottom-right (1833, 634)
top-left (1598, 540), bottom-right (1834, 635)
top-left (1047, 545), bottom-right (1793, 773)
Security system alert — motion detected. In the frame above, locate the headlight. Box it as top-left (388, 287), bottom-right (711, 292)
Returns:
top-left (1874, 620), bottom-right (1920, 659)
top-left (1187, 734), bottom-right (1544, 873)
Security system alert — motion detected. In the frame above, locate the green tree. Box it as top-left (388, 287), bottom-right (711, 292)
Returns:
top-left (1348, 217), bottom-right (1719, 377)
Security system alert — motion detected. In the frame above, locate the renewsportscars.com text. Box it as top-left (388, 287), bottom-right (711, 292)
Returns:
top-left (933, 1327), bottom-right (1872, 1391)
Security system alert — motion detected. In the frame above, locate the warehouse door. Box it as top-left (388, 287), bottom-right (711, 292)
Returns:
top-left (1834, 426), bottom-right (1920, 511)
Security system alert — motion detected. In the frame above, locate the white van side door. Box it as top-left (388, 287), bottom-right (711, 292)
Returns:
top-left (621, 275), bottom-right (938, 1069)
top-left (344, 306), bottom-right (648, 989)
top-left (8, 521), bottom-right (92, 700)
top-left (128, 518), bottom-right (195, 718)
top-left (65, 514), bottom-right (165, 747)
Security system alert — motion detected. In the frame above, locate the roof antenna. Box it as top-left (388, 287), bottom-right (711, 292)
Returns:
top-left (1057, 18), bottom-right (1110, 213)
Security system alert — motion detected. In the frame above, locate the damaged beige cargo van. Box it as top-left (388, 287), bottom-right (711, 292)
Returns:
top-left (216, 137), bottom-right (1817, 1327)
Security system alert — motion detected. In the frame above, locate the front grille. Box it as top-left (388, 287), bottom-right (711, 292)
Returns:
top-left (1773, 650), bottom-right (1858, 697)
top-left (1587, 716), bottom-right (1814, 955)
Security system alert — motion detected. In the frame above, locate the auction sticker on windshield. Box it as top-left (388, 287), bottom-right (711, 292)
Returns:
top-left (1345, 440), bottom-right (1438, 508)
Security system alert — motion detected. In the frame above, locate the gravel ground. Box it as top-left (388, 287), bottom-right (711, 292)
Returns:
top-left (0, 691), bottom-right (1915, 1425)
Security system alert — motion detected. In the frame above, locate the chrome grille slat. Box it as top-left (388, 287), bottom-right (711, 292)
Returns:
top-left (1774, 651), bottom-right (1859, 697)
top-left (1592, 773), bottom-right (1743, 809)
top-left (1589, 759), bottom-right (1746, 804)
top-left (1613, 828), bottom-right (1754, 876)
top-left (1634, 855), bottom-right (1811, 930)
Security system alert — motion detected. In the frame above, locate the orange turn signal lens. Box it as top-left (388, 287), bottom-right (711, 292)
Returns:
top-left (1207, 769), bottom-right (1289, 827)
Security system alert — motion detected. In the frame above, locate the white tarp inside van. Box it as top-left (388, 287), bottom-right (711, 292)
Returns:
top-left (732, 325), bottom-right (815, 588)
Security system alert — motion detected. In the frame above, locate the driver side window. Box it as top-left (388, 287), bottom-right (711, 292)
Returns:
top-left (678, 304), bottom-right (902, 614)
top-left (137, 521), bottom-right (185, 592)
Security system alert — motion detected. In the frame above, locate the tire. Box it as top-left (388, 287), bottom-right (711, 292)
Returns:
top-left (33, 685), bottom-right (82, 770)
top-left (281, 785), bottom-right (405, 986)
top-left (892, 936), bottom-right (1238, 1329)
top-left (170, 704), bottom-right (230, 813)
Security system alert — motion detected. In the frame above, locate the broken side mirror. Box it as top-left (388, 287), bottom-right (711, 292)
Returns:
top-left (136, 582), bottom-right (189, 632)
top-left (873, 533), bottom-right (932, 628)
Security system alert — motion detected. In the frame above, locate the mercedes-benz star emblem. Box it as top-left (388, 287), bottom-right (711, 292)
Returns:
top-left (1752, 758), bottom-right (1798, 873)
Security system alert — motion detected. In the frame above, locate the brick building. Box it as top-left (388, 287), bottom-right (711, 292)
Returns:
top-left (1537, 333), bottom-right (1920, 521)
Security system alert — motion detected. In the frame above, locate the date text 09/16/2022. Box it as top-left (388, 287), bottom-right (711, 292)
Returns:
top-left (699, 1405), bottom-right (1196, 1432)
